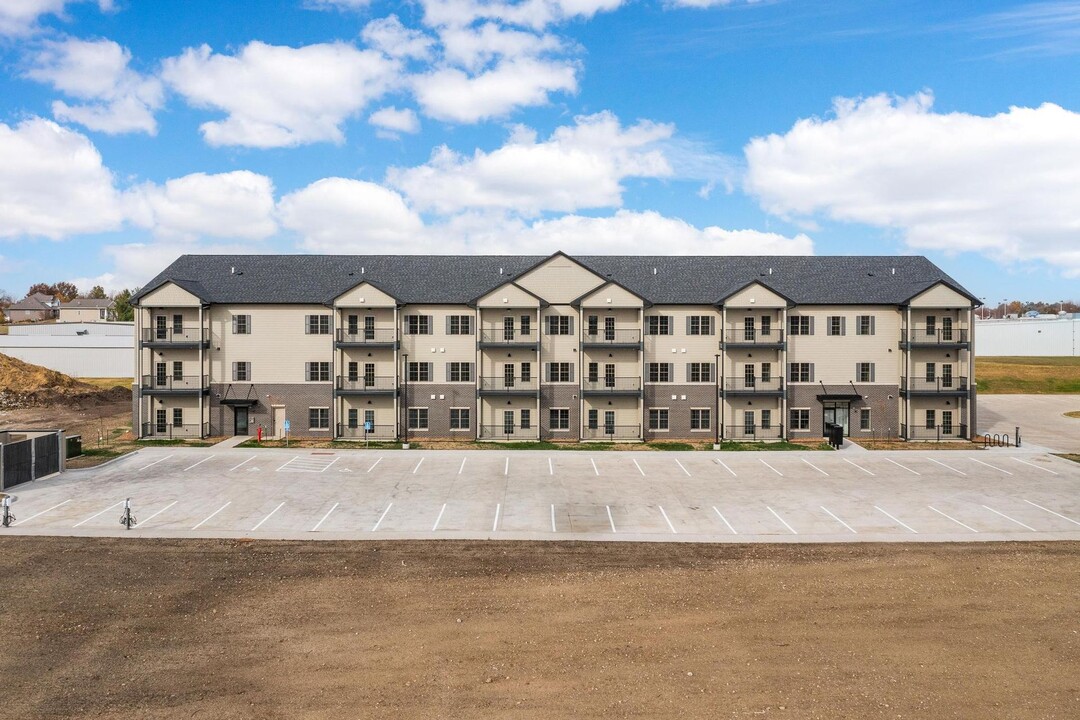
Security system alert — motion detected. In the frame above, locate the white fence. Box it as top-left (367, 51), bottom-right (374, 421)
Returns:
top-left (0, 335), bottom-right (132, 377)
top-left (975, 318), bottom-right (1079, 357)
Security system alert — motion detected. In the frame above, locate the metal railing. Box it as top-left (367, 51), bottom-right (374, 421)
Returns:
top-left (582, 424), bottom-right (641, 440)
top-left (724, 424), bottom-right (784, 441)
top-left (479, 376), bottom-right (539, 392)
top-left (480, 328), bottom-right (537, 344)
top-left (901, 376), bottom-right (969, 392)
top-left (336, 328), bottom-right (396, 344)
top-left (336, 423), bottom-right (397, 440)
top-left (336, 375), bottom-right (397, 391)
top-left (724, 377), bottom-right (784, 392)
top-left (143, 327), bottom-right (204, 343)
top-left (142, 374), bottom-right (207, 391)
top-left (582, 329), bottom-right (642, 344)
top-left (141, 422), bottom-right (208, 439)
top-left (903, 423), bottom-right (969, 441)
top-left (901, 327), bottom-right (970, 345)
top-left (479, 424), bottom-right (536, 440)
top-left (582, 377), bottom-right (641, 393)
top-left (721, 329), bottom-right (784, 344)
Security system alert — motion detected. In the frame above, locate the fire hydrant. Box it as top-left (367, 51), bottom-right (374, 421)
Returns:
top-left (257, 425), bottom-right (263, 443)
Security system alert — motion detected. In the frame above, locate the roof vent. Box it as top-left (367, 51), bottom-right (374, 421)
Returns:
top-left (652, 267), bottom-right (657, 275)
top-left (499, 267), bottom-right (504, 274)
top-left (361, 267), bottom-right (365, 274)
top-left (230, 266), bottom-right (235, 275)
top-left (892, 267), bottom-right (896, 275)
top-left (769, 268), bottom-right (773, 275)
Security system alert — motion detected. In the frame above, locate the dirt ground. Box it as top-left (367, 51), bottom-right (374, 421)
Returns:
top-left (0, 539), bottom-right (1076, 719)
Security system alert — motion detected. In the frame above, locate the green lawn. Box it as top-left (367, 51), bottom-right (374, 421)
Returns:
top-left (976, 356), bottom-right (1080, 394)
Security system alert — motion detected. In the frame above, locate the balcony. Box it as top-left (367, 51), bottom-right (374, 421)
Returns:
top-left (478, 424), bottom-right (537, 441)
top-left (901, 423), bottom-right (969, 441)
top-left (724, 377), bottom-right (784, 396)
top-left (141, 422), bottom-right (208, 439)
top-left (723, 424), bottom-right (784, 441)
top-left (900, 376), bottom-right (969, 396)
top-left (141, 375), bottom-right (208, 396)
top-left (141, 327), bottom-right (208, 349)
top-left (335, 376), bottom-right (397, 396)
top-left (582, 424), bottom-right (641, 441)
top-left (900, 326), bottom-right (970, 349)
top-left (582, 328), bottom-right (642, 349)
top-left (581, 377), bottom-right (642, 397)
top-left (478, 329), bottom-right (539, 349)
top-left (720, 329), bottom-right (785, 349)
top-left (336, 423), bottom-right (397, 440)
top-left (478, 376), bottom-right (539, 396)
top-left (335, 328), bottom-right (398, 349)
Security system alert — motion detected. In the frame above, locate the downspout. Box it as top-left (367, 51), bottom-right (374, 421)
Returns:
top-left (198, 304), bottom-right (204, 438)
top-left (393, 304), bottom-right (399, 440)
top-left (905, 306), bottom-right (912, 439)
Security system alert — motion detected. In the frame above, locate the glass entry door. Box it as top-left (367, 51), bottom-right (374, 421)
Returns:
top-left (822, 402), bottom-right (850, 436)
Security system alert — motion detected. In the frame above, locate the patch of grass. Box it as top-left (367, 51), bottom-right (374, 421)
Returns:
top-left (719, 440), bottom-right (833, 451)
top-left (137, 439), bottom-right (213, 447)
top-left (977, 356), bottom-right (1080, 394)
top-left (649, 442), bottom-right (697, 451)
top-left (79, 377), bottom-right (131, 390)
top-left (1056, 454), bottom-right (1080, 465)
top-left (1065, 411), bottom-right (1080, 419)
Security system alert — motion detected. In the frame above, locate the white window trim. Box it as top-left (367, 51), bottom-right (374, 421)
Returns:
top-left (859, 407), bottom-right (872, 432)
top-left (548, 407), bottom-right (571, 431)
top-left (690, 407), bottom-right (712, 432)
top-left (307, 406), bottom-right (331, 432)
top-left (648, 407), bottom-right (670, 432)
top-left (449, 407), bottom-right (471, 431)
top-left (408, 407), bottom-right (430, 431)
top-left (789, 407), bottom-right (811, 431)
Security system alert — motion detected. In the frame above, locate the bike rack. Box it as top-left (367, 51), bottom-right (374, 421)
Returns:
top-left (1, 497), bottom-right (13, 528)
top-left (119, 498), bottom-right (137, 530)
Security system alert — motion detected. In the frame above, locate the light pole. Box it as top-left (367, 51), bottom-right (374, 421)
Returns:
top-left (402, 352), bottom-right (409, 447)
top-left (714, 353), bottom-right (722, 447)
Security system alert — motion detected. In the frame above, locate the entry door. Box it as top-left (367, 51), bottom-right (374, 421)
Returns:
top-left (743, 410), bottom-right (755, 435)
top-left (234, 407), bottom-right (250, 436)
top-left (503, 316), bottom-right (515, 341)
top-left (604, 363), bottom-right (615, 388)
top-left (272, 407), bottom-right (285, 438)
top-left (604, 410), bottom-right (615, 436)
top-left (604, 316), bottom-right (615, 341)
top-left (155, 408), bottom-right (167, 433)
top-left (823, 403), bottom-right (850, 435)
top-left (941, 316), bottom-right (953, 342)
top-left (503, 410), bottom-right (515, 435)
top-left (743, 317), bottom-right (755, 341)
top-left (942, 364), bottom-right (953, 388)
top-left (155, 315), bottom-right (167, 340)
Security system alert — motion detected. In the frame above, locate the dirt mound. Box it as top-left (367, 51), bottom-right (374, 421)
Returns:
top-left (0, 353), bottom-right (130, 410)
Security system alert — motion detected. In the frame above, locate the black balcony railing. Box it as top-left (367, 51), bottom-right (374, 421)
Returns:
top-left (724, 377), bottom-right (784, 393)
top-left (336, 328), bottom-right (397, 344)
top-left (336, 376), bottom-right (397, 392)
top-left (582, 377), bottom-right (642, 393)
top-left (141, 422), bottom-right (208, 439)
top-left (143, 327), bottom-right (205, 343)
top-left (902, 423), bottom-right (969, 441)
top-left (142, 374), bottom-right (207, 391)
top-left (336, 423), bottom-right (397, 440)
top-left (479, 424), bottom-right (536, 440)
top-left (901, 327), bottom-right (970, 345)
top-left (582, 424), bottom-right (641, 440)
top-left (479, 376), bottom-right (539, 392)
top-left (721, 329), bottom-right (784, 345)
top-left (480, 329), bottom-right (538, 344)
top-left (582, 329), bottom-right (642, 345)
top-left (723, 424), bottom-right (784, 441)
top-left (901, 376), bottom-right (969, 393)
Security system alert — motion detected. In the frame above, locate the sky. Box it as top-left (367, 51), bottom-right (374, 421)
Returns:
top-left (1, 0), bottom-right (1079, 307)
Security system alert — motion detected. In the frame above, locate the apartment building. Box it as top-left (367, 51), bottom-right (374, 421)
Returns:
top-left (131, 253), bottom-right (977, 443)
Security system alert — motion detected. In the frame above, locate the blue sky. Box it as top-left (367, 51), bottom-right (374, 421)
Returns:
top-left (1, 0), bottom-right (1079, 306)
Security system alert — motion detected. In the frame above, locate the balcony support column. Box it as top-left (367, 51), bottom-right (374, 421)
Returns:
top-left (198, 304), bottom-right (204, 438)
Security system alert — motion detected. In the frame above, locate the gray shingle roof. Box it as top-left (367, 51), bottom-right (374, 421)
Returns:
top-left (132, 253), bottom-right (976, 307)
top-left (61, 298), bottom-right (112, 308)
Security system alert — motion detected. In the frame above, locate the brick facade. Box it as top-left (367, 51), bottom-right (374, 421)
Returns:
top-left (209, 383), bottom-right (333, 438)
top-left (402, 383), bottom-right (477, 440)
top-left (787, 384), bottom-right (899, 440)
top-left (643, 384), bottom-right (717, 440)
top-left (540, 385), bottom-right (578, 440)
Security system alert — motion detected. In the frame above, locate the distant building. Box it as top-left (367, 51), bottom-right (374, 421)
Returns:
top-left (975, 316), bottom-right (1079, 356)
top-left (0, 322), bottom-right (134, 377)
top-left (5, 292), bottom-right (59, 323)
top-left (59, 298), bottom-right (113, 323)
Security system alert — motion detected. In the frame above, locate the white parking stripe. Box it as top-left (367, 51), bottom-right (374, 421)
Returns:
top-left (251, 502), bottom-right (285, 531)
top-left (371, 503), bottom-right (392, 531)
top-left (606, 505), bottom-right (616, 533)
top-left (925, 457), bottom-right (966, 475)
top-left (885, 457), bottom-right (920, 476)
top-left (803, 459), bottom-right (829, 476)
top-left (844, 458), bottom-right (875, 476)
top-left (928, 506), bottom-right (978, 533)
top-left (73, 500), bottom-right (124, 527)
top-left (412, 458), bottom-right (424, 474)
top-left (767, 506), bottom-right (797, 534)
top-left (321, 457), bottom-right (340, 472)
top-left (969, 457), bottom-right (1013, 476)
top-left (138, 455), bottom-right (173, 471)
top-left (874, 506), bottom-right (917, 534)
top-left (192, 502), bottom-right (231, 529)
top-left (276, 456), bottom-right (300, 471)
top-left (492, 503), bottom-right (501, 532)
top-left (138, 500), bottom-right (178, 527)
top-left (715, 459), bottom-right (736, 477)
top-left (658, 505), bottom-right (677, 534)
top-left (183, 455), bottom-right (216, 471)
top-left (367, 457), bottom-right (382, 473)
top-left (712, 506), bottom-right (737, 534)
top-left (760, 459), bottom-right (783, 477)
top-left (311, 503), bottom-right (339, 532)
top-left (632, 459), bottom-right (645, 476)
top-left (432, 503), bottom-right (446, 531)
top-left (674, 459), bottom-right (691, 477)
top-left (459, 457), bottom-right (467, 475)
top-left (230, 455), bottom-right (256, 472)
top-left (1010, 457), bottom-right (1058, 475)
top-left (820, 506), bottom-right (855, 533)
top-left (548, 457), bottom-right (553, 475)
top-left (13, 499), bottom-right (70, 526)
top-left (1024, 500), bottom-right (1080, 527)
top-left (590, 458), bottom-right (599, 476)
top-left (504, 457), bottom-right (509, 476)
top-left (550, 504), bottom-right (556, 532)
top-left (982, 505), bottom-right (1036, 531)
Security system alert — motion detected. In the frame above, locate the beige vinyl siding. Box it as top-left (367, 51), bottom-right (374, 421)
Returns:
top-left (340, 397), bottom-right (396, 427)
top-left (723, 282), bottom-right (788, 308)
top-left (334, 281), bottom-right (396, 307)
top-left (478, 349), bottom-right (536, 379)
top-left (582, 397), bottom-right (640, 427)
top-left (59, 307), bottom-right (107, 322)
top-left (476, 282), bottom-right (541, 308)
top-left (577, 282), bottom-right (644, 308)
top-left (209, 304), bottom-right (333, 384)
top-left (479, 398), bottom-right (540, 437)
top-left (399, 304), bottom-right (475, 382)
top-left (643, 306), bottom-right (721, 383)
top-left (786, 306), bottom-right (902, 384)
top-left (140, 282), bottom-right (202, 307)
top-left (540, 306), bottom-right (579, 383)
top-left (908, 283), bottom-right (971, 308)
top-left (516, 255), bottom-right (605, 303)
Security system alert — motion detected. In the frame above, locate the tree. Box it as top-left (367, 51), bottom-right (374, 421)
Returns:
top-left (0, 289), bottom-right (12, 309)
top-left (27, 282), bottom-right (54, 297)
top-left (111, 288), bottom-right (136, 322)
top-left (53, 282), bottom-right (78, 303)
top-left (87, 285), bottom-right (108, 299)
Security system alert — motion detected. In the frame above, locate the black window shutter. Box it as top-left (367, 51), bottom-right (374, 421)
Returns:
top-left (841, 317), bottom-right (847, 335)
top-left (568, 364), bottom-right (575, 383)
top-left (809, 316), bottom-right (815, 335)
top-left (809, 363), bottom-right (815, 382)
top-left (871, 363), bottom-right (876, 382)
top-left (870, 316), bottom-right (876, 335)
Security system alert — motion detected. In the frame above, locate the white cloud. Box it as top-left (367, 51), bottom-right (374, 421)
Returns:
top-left (161, 41), bottom-right (400, 148)
top-left (361, 15), bottom-right (436, 60)
top-left (388, 111), bottom-right (672, 214)
top-left (0, 0), bottom-right (113, 36)
top-left (439, 22), bottom-right (562, 70)
top-left (26, 37), bottom-right (163, 135)
top-left (664, 0), bottom-right (766, 8)
top-left (369, 106), bottom-right (420, 134)
top-left (126, 171), bottom-right (278, 241)
top-left (278, 178), bottom-right (424, 251)
top-left (303, 0), bottom-right (371, 10)
top-left (744, 92), bottom-right (1080, 276)
top-left (0, 118), bottom-right (124, 239)
top-left (419, 0), bottom-right (626, 31)
top-left (73, 240), bottom-right (265, 293)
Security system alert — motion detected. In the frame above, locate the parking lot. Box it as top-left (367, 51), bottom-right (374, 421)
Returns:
top-left (3, 447), bottom-right (1078, 542)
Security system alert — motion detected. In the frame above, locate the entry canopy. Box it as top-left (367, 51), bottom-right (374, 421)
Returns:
top-left (221, 398), bottom-right (259, 407)
top-left (816, 393), bottom-right (860, 401)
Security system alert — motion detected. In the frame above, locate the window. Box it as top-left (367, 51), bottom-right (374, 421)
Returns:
top-left (788, 316), bottom-right (812, 336)
top-left (549, 408), bottom-right (570, 430)
top-left (647, 363), bottom-right (672, 383)
top-left (306, 362), bottom-right (330, 382)
top-left (790, 408), bottom-right (810, 430)
top-left (173, 314), bottom-right (183, 333)
top-left (447, 315), bottom-right (473, 335)
top-left (761, 409), bottom-right (772, 430)
top-left (788, 362), bottom-right (812, 383)
top-left (690, 408), bottom-right (711, 430)
top-left (925, 409), bottom-right (936, 430)
top-left (232, 314), bottom-right (250, 334)
top-left (348, 361), bottom-right (359, 382)
top-left (348, 409), bottom-right (358, 429)
top-left (925, 316), bottom-right (937, 336)
top-left (232, 362), bottom-right (251, 381)
top-left (827, 316), bottom-right (844, 336)
top-left (172, 361), bottom-right (183, 380)
top-left (587, 316), bottom-right (599, 336)
top-left (648, 409), bottom-right (669, 430)
top-left (857, 315), bottom-right (874, 336)
top-left (688, 316), bottom-right (714, 335)
top-left (520, 409), bottom-right (531, 429)
top-left (305, 315), bottom-right (330, 334)
top-left (546, 362), bottom-right (572, 382)
top-left (760, 316), bottom-right (772, 336)
top-left (347, 315), bottom-right (359, 335)
top-left (587, 362), bottom-right (599, 383)
top-left (588, 409), bottom-right (598, 429)
top-left (761, 362), bottom-right (772, 383)
top-left (99, 308), bottom-right (106, 320)
top-left (520, 315), bottom-right (532, 336)
top-left (860, 408), bottom-right (871, 431)
top-left (646, 315), bottom-right (672, 335)
top-left (925, 363), bottom-right (936, 382)
top-left (405, 315), bottom-right (432, 335)
top-left (857, 362), bottom-right (875, 383)
top-left (308, 408), bottom-right (329, 429)
top-left (688, 363), bottom-right (713, 382)
top-left (408, 408), bottom-right (429, 430)
top-left (521, 362), bottom-right (531, 382)
top-left (545, 315), bottom-right (572, 335)
top-left (408, 362), bottom-right (432, 382)
top-left (172, 408), bottom-right (183, 427)
top-left (447, 362), bottom-right (472, 382)
top-left (450, 408), bottom-right (471, 430)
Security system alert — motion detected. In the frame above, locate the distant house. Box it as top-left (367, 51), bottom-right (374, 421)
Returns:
top-left (5, 293), bottom-right (60, 323)
top-left (59, 298), bottom-right (113, 323)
